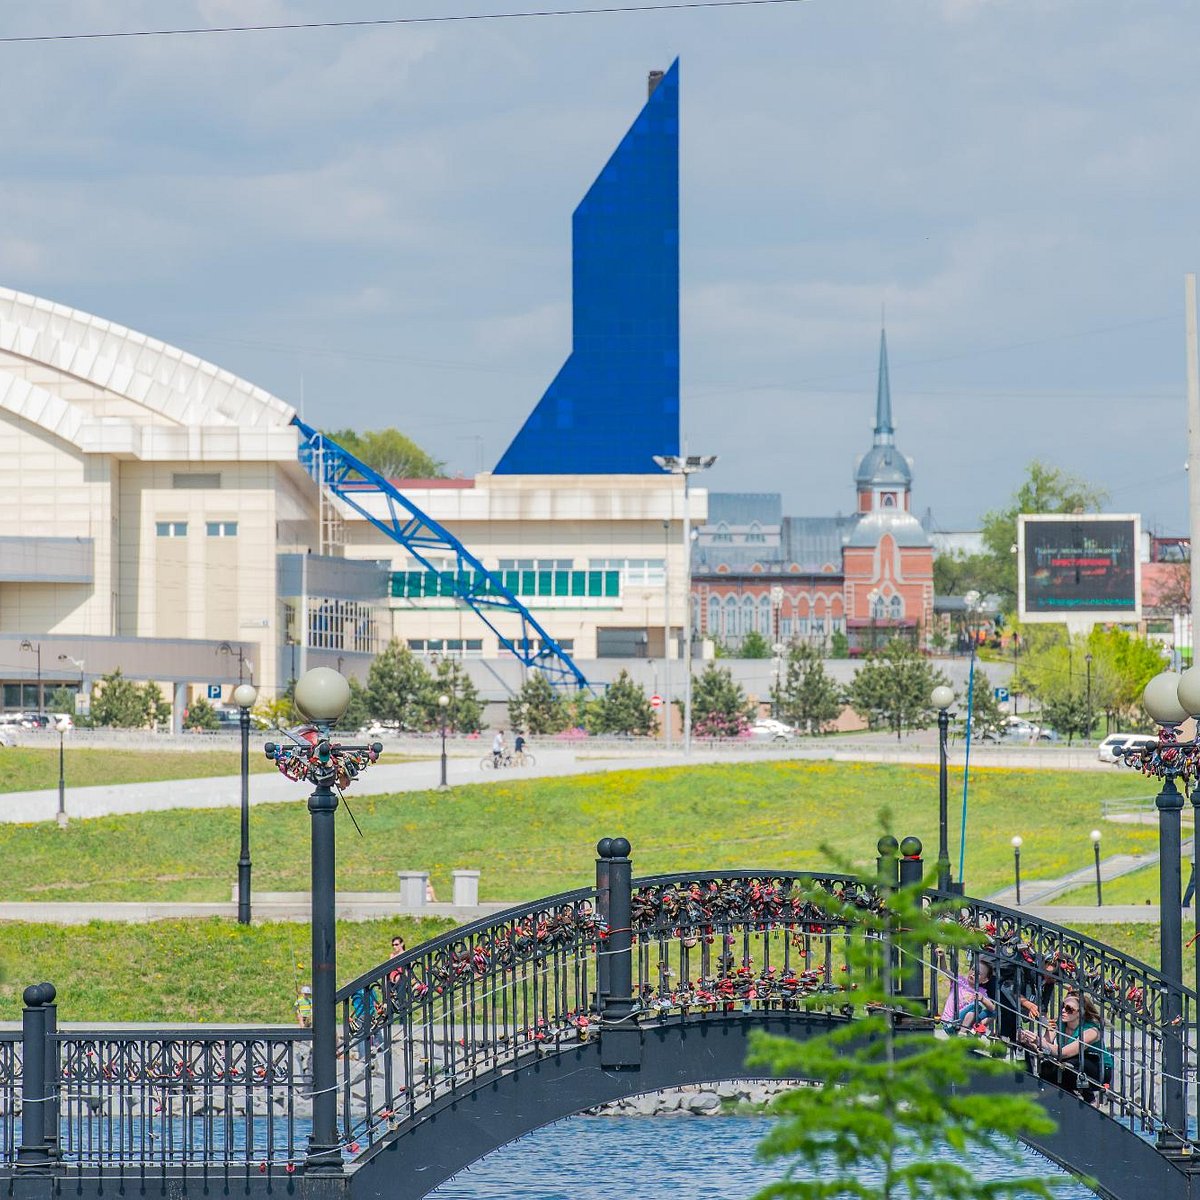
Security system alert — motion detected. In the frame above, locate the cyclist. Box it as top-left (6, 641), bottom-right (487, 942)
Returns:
top-left (492, 729), bottom-right (505, 767)
top-left (514, 731), bottom-right (526, 759)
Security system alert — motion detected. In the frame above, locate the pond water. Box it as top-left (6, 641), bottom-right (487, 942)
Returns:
top-left (429, 1114), bottom-right (1098, 1198)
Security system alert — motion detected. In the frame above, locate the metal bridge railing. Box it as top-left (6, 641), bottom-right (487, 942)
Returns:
top-left (1, 855), bottom-right (1195, 1175)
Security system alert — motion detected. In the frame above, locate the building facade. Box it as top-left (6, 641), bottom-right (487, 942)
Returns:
top-left (693, 331), bottom-right (934, 654)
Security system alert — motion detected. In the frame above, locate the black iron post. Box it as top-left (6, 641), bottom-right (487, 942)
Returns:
top-left (1012, 838), bottom-right (1022, 905)
top-left (937, 707), bottom-right (950, 891)
top-left (439, 717), bottom-right (448, 789)
top-left (305, 743), bottom-right (342, 1174)
top-left (876, 835), bottom-right (899, 996)
top-left (16, 983), bottom-right (53, 1174)
top-left (897, 836), bottom-right (925, 1004)
top-left (42, 990), bottom-right (58, 1160)
top-left (603, 838), bottom-right (633, 1021)
top-left (1085, 653), bottom-right (1093, 743)
top-left (1156, 774), bottom-right (1187, 1149)
top-left (237, 705), bottom-right (252, 925)
top-left (594, 839), bottom-right (613, 1012)
top-left (1092, 832), bottom-right (1103, 907)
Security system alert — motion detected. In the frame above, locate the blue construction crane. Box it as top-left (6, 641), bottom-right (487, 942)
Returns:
top-left (292, 418), bottom-right (591, 691)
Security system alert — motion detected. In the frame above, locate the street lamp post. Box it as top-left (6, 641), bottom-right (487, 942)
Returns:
top-left (653, 453), bottom-right (717, 758)
top-left (1085, 653), bottom-right (1093, 744)
top-left (1119, 668), bottom-right (1196, 1148)
top-left (1091, 829), bottom-right (1103, 906)
top-left (19, 640), bottom-right (42, 715)
top-left (931, 685), bottom-right (955, 892)
top-left (662, 518), bottom-right (672, 751)
top-left (262, 667), bottom-right (382, 1174)
top-left (438, 693), bottom-right (450, 789)
top-left (232, 682), bottom-right (258, 925)
top-left (1011, 836), bottom-right (1022, 904)
top-left (54, 717), bottom-right (70, 828)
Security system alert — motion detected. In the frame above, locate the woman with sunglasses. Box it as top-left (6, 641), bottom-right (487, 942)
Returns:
top-left (1017, 991), bottom-right (1106, 1100)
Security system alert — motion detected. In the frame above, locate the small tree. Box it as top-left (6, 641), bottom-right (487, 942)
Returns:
top-left (184, 696), bottom-right (221, 732)
top-left (772, 643), bottom-right (843, 734)
top-left (740, 630), bottom-right (773, 659)
top-left (508, 673), bottom-right (569, 735)
top-left (91, 670), bottom-right (152, 728)
top-left (591, 670), bottom-right (655, 736)
top-left (964, 668), bottom-right (1004, 738)
top-left (367, 640), bottom-right (431, 729)
top-left (143, 682), bottom-right (172, 729)
top-left (749, 841), bottom-right (1055, 1200)
top-left (691, 663), bottom-right (755, 737)
top-left (845, 640), bottom-right (948, 740)
top-left (47, 686), bottom-right (76, 716)
top-left (830, 629), bottom-right (850, 659)
top-left (255, 693), bottom-right (297, 731)
top-left (1042, 690), bottom-right (1094, 745)
top-left (425, 658), bottom-right (484, 733)
top-left (340, 676), bottom-right (372, 731)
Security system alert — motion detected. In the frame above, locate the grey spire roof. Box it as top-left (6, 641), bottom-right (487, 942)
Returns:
top-left (854, 328), bottom-right (912, 489)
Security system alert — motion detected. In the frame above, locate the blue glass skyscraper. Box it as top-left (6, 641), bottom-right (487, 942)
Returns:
top-left (494, 61), bottom-right (680, 475)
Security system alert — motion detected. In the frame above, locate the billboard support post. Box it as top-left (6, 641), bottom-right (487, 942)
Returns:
top-left (1185, 274), bottom-right (1199, 670)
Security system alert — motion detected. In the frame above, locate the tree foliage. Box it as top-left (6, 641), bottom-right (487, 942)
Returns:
top-left (590, 670), bottom-right (655, 736)
top-left (183, 697), bottom-right (220, 732)
top-left (508, 673), bottom-right (570, 735)
top-left (324, 428), bottom-right (445, 479)
top-left (771, 643), bottom-right (843, 734)
top-left (340, 676), bottom-right (372, 732)
top-left (425, 658), bottom-right (484, 733)
top-left (691, 663), bottom-right (755, 737)
top-left (91, 670), bottom-right (169, 729)
top-left (366, 641), bottom-right (432, 729)
top-left (47, 686), bottom-right (76, 716)
top-left (845, 641), bottom-right (948, 739)
top-left (748, 840), bottom-right (1056, 1200)
top-left (964, 668), bottom-right (1004, 739)
top-left (740, 630), bottom-right (773, 659)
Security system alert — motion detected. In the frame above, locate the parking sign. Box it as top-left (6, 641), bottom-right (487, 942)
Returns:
top-left (207, 684), bottom-right (222, 700)
top-left (994, 687), bottom-right (1010, 703)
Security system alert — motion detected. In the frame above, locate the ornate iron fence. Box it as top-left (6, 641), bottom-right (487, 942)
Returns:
top-left (1, 861), bottom-right (1195, 1174)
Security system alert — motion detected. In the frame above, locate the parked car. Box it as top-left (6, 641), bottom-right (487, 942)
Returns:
top-left (749, 718), bottom-right (795, 743)
top-left (1098, 733), bottom-right (1156, 763)
top-left (0, 726), bottom-right (14, 748)
top-left (22, 713), bottom-right (50, 730)
top-left (1003, 717), bottom-right (1059, 743)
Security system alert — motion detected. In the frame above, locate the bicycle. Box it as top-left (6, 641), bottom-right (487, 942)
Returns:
top-left (479, 750), bottom-right (536, 770)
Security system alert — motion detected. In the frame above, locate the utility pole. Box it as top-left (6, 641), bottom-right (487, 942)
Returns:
top-left (1185, 274), bottom-right (1200, 672)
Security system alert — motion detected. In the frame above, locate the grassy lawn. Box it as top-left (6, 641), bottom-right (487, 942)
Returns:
top-left (1053, 861), bottom-right (1171, 908)
top-left (0, 760), bottom-right (1171, 1022)
top-left (0, 761), bottom-right (1160, 903)
top-left (0, 917), bottom-right (455, 1023)
top-left (0, 746), bottom-right (275, 793)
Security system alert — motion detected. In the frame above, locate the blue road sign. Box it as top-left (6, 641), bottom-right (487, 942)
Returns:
top-left (994, 687), bottom-right (1011, 703)
top-left (207, 684), bottom-right (222, 700)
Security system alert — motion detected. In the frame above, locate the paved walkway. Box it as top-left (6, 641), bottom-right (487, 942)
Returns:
top-left (2, 735), bottom-right (1131, 823)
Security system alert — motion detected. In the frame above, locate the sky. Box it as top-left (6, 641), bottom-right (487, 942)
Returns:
top-left (3, 0), bottom-right (1200, 531)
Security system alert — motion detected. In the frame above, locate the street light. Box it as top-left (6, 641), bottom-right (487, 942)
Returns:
top-left (438, 693), bottom-right (450, 789)
top-left (653, 452), bottom-right (717, 758)
top-left (1091, 828), bottom-right (1103, 906)
top-left (232, 682), bottom-right (258, 924)
top-left (1085, 652), bottom-right (1094, 744)
top-left (54, 716), bottom-right (70, 828)
top-left (19, 640), bottom-right (42, 715)
top-left (1011, 836), bottom-right (1023, 904)
top-left (931, 684), bottom-right (955, 892)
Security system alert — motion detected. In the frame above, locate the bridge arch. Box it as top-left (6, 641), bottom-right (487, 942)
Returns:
top-left (347, 1011), bottom-right (1183, 1200)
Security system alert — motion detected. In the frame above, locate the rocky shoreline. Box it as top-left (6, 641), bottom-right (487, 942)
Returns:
top-left (584, 1080), bottom-right (796, 1117)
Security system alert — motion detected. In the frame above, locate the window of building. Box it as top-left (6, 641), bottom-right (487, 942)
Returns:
top-left (870, 594), bottom-right (887, 620)
top-left (758, 594), bottom-right (772, 634)
top-left (155, 521), bottom-right (187, 537)
top-left (589, 558), bottom-right (665, 585)
top-left (746, 522), bottom-right (765, 544)
top-left (881, 493), bottom-right (896, 508)
top-left (206, 521), bottom-right (238, 537)
top-left (890, 595), bottom-right (905, 619)
top-left (713, 522), bottom-right (732, 543)
top-left (780, 617), bottom-right (793, 638)
top-left (172, 472), bottom-right (221, 489)
top-left (707, 596), bottom-right (721, 638)
top-left (307, 598), bottom-right (378, 653)
top-left (498, 558), bottom-right (572, 571)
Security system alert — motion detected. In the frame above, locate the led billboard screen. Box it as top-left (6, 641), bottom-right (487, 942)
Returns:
top-left (1018, 515), bottom-right (1140, 621)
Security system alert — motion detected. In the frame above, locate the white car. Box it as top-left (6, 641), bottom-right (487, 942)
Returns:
top-left (1098, 733), bottom-right (1156, 763)
top-left (750, 719), bottom-right (795, 743)
top-left (0, 726), bottom-right (14, 748)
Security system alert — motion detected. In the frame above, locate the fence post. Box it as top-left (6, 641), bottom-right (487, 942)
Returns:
top-left (898, 837), bottom-right (926, 1006)
top-left (600, 837), bottom-right (640, 1067)
top-left (594, 839), bottom-right (613, 1013)
top-left (42, 990), bottom-right (58, 1161)
top-left (876, 835), bottom-right (899, 997)
top-left (16, 983), bottom-right (53, 1176)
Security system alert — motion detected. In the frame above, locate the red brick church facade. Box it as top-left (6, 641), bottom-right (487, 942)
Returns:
top-left (692, 331), bottom-right (934, 653)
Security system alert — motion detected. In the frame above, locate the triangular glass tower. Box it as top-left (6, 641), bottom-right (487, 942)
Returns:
top-left (494, 61), bottom-right (680, 474)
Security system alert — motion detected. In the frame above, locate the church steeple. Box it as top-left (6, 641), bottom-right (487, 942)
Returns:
top-left (874, 328), bottom-right (894, 443)
top-left (854, 326), bottom-right (912, 512)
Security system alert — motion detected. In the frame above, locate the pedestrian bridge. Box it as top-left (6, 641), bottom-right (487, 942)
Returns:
top-left (4, 842), bottom-right (1199, 1200)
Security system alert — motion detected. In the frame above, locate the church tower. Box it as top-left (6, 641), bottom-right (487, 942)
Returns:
top-left (853, 329), bottom-right (913, 513)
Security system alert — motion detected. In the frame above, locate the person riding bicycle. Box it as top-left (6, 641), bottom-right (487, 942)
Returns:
top-left (492, 729), bottom-right (505, 767)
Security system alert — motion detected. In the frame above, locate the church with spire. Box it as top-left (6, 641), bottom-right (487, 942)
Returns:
top-left (692, 331), bottom-right (934, 654)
